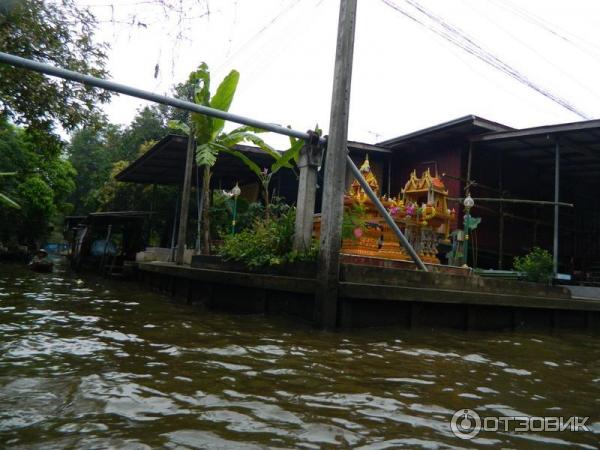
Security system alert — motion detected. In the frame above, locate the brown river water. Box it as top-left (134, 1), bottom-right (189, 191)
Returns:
top-left (0, 262), bottom-right (598, 449)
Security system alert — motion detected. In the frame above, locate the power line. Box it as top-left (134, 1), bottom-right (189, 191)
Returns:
top-left (216, 0), bottom-right (303, 72)
top-left (380, 0), bottom-right (591, 119)
top-left (462, 0), bottom-right (600, 103)
top-left (490, 0), bottom-right (600, 61)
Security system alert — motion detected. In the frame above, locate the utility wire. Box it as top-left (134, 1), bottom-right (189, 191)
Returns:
top-left (380, 0), bottom-right (591, 119)
top-left (216, 0), bottom-right (303, 72)
top-left (462, 0), bottom-right (600, 103)
top-left (403, 0), bottom-right (590, 118)
top-left (490, 0), bottom-right (600, 61)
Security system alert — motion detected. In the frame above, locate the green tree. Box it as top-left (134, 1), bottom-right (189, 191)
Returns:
top-left (67, 107), bottom-right (168, 213)
top-left (0, 117), bottom-right (76, 246)
top-left (67, 124), bottom-right (119, 213)
top-left (118, 106), bottom-right (168, 161)
top-left (0, 172), bottom-right (20, 209)
top-left (0, 0), bottom-right (110, 133)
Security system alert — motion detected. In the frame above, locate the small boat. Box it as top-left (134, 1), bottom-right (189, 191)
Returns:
top-left (29, 260), bottom-right (54, 273)
top-left (29, 249), bottom-right (54, 273)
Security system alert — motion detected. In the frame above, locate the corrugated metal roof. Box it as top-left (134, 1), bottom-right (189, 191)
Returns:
top-left (472, 119), bottom-right (600, 183)
top-left (378, 115), bottom-right (511, 148)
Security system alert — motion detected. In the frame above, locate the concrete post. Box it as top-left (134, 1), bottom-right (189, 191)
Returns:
top-left (315, 0), bottom-right (358, 328)
top-left (175, 133), bottom-right (195, 265)
top-left (293, 143), bottom-right (322, 251)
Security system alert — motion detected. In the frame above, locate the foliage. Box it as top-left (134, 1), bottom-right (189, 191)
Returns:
top-left (513, 247), bottom-right (553, 283)
top-left (209, 190), bottom-right (250, 238)
top-left (118, 106), bottom-right (168, 161)
top-left (221, 134), bottom-right (302, 213)
top-left (342, 203), bottom-right (367, 239)
top-left (0, 118), bottom-right (76, 245)
top-left (67, 107), bottom-right (168, 214)
top-left (0, 0), bottom-right (110, 133)
top-left (178, 63), bottom-right (274, 169)
top-left (211, 195), bottom-right (291, 239)
top-left (170, 63), bottom-right (276, 254)
top-left (67, 125), bottom-right (116, 213)
top-left (219, 206), bottom-right (318, 269)
top-left (0, 172), bottom-right (20, 209)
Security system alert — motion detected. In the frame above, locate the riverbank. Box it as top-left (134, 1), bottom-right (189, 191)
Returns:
top-left (137, 260), bottom-right (600, 332)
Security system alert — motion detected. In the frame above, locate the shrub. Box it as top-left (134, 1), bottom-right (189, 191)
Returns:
top-left (219, 206), bottom-right (318, 269)
top-left (342, 203), bottom-right (367, 239)
top-left (513, 247), bottom-right (553, 283)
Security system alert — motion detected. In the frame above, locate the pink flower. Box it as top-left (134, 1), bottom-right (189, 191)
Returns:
top-left (353, 227), bottom-right (363, 238)
top-left (389, 206), bottom-right (399, 217)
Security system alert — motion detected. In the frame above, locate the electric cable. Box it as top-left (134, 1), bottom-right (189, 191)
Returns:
top-left (380, 0), bottom-right (591, 119)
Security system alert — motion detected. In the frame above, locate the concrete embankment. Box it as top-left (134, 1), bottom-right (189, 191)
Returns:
top-left (137, 261), bottom-right (600, 331)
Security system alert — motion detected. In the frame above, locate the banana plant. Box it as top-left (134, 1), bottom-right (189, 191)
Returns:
top-left (221, 135), bottom-right (304, 217)
top-left (0, 172), bottom-right (20, 209)
top-left (169, 63), bottom-right (277, 254)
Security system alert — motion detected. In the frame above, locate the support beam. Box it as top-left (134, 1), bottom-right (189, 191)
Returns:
top-left (466, 142), bottom-right (473, 189)
top-left (293, 142), bottom-right (322, 251)
top-left (170, 189), bottom-right (180, 262)
top-left (0, 52), bottom-right (316, 143)
top-left (498, 151), bottom-right (504, 270)
top-left (553, 140), bottom-right (560, 277)
top-left (175, 133), bottom-right (195, 265)
top-left (316, 0), bottom-right (358, 329)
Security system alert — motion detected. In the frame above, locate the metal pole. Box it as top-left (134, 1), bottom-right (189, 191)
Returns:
top-left (498, 151), bottom-right (504, 270)
top-left (448, 197), bottom-right (573, 207)
top-left (231, 196), bottom-right (238, 235)
top-left (466, 142), bottom-right (473, 189)
top-left (316, 0), bottom-right (358, 328)
top-left (346, 155), bottom-right (428, 271)
top-left (386, 156), bottom-right (392, 196)
top-left (170, 189), bottom-right (180, 262)
top-left (463, 210), bottom-right (471, 266)
top-left (0, 51), bottom-right (319, 144)
top-left (553, 139), bottom-right (560, 277)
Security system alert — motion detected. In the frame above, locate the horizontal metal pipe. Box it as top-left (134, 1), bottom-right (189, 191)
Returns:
top-left (346, 154), bottom-right (428, 271)
top-left (0, 51), bottom-right (318, 143)
top-left (448, 197), bottom-right (574, 207)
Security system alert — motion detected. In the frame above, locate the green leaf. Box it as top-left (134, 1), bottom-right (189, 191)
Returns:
top-left (218, 132), bottom-right (281, 164)
top-left (0, 172), bottom-right (17, 177)
top-left (467, 217), bottom-right (481, 230)
top-left (189, 63), bottom-right (212, 144)
top-left (167, 120), bottom-right (190, 136)
top-left (0, 192), bottom-right (21, 209)
top-left (189, 63), bottom-right (211, 105)
top-left (221, 148), bottom-right (263, 179)
top-left (209, 69), bottom-right (240, 140)
top-left (272, 137), bottom-right (303, 173)
top-left (230, 125), bottom-right (268, 134)
top-left (196, 143), bottom-right (219, 167)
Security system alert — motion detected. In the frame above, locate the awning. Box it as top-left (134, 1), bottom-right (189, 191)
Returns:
top-left (471, 119), bottom-right (600, 184)
top-left (116, 134), bottom-right (279, 185)
top-left (116, 134), bottom-right (392, 186)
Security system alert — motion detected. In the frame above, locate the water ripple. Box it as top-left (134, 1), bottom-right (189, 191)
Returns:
top-left (0, 262), bottom-right (598, 449)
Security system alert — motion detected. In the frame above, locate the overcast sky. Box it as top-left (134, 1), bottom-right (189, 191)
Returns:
top-left (76, 0), bottom-right (600, 147)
